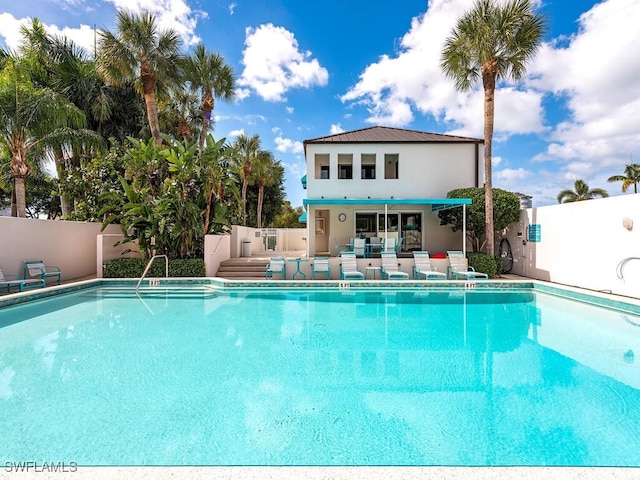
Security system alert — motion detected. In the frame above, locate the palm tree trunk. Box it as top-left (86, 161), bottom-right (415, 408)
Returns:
top-left (241, 178), bottom-right (248, 227)
top-left (14, 176), bottom-right (27, 218)
top-left (257, 182), bottom-right (265, 229)
top-left (54, 147), bottom-right (72, 217)
top-left (199, 91), bottom-right (214, 150)
top-left (482, 68), bottom-right (496, 257)
top-left (143, 90), bottom-right (162, 145)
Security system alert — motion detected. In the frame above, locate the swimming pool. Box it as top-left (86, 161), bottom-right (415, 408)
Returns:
top-left (1, 282), bottom-right (639, 466)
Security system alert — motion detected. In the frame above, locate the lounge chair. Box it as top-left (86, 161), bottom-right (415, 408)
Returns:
top-left (412, 251), bottom-right (446, 280)
top-left (446, 251), bottom-right (489, 280)
top-left (0, 267), bottom-right (45, 293)
top-left (265, 257), bottom-right (286, 279)
top-left (311, 257), bottom-right (330, 280)
top-left (339, 252), bottom-right (364, 280)
top-left (380, 252), bottom-right (409, 280)
top-left (23, 260), bottom-right (62, 285)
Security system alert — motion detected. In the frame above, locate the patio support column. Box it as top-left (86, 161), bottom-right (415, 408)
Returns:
top-left (462, 204), bottom-right (467, 257)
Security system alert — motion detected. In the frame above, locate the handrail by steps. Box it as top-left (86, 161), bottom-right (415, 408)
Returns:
top-left (136, 254), bottom-right (169, 292)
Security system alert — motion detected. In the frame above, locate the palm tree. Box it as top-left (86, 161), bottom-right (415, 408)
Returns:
top-left (441, 0), bottom-right (545, 256)
top-left (97, 10), bottom-right (182, 145)
top-left (557, 179), bottom-right (609, 203)
top-left (0, 57), bottom-right (92, 217)
top-left (252, 150), bottom-right (284, 229)
top-left (184, 43), bottom-right (236, 149)
top-left (232, 133), bottom-right (260, 226)
top-left (607, 163), bottom-right (640, 193)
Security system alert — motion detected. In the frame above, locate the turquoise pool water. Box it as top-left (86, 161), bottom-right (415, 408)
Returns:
top-left (1, 286), bottom-right (639, 466)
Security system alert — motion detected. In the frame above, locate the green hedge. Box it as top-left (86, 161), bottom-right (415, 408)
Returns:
top-left (467, 252), bottom-right (500, 279)
top-left (103, 258), bottom-right (206, 278)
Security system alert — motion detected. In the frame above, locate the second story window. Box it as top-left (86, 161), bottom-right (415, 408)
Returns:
top-left (385, 154), bottom-right (399, 179)
top-left (338, 154), bottom-right (353, 179)
top-left (361, 154), bottom-right (376, 180)
top-left (315, 154), bottom-right (330, 179)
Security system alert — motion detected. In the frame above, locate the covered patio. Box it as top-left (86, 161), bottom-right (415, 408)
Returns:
top-left (302, 197), bottom-right (472, 258)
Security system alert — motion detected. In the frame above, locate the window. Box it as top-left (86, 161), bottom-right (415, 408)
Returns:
top-left (338, 154), bottom-right (353, 179)
top-left (361, 154), bottom-right (376, 179)
top-left (315, 154), bottom-right (330, 179)
top-left (385, 154), bottom-right (399, 179)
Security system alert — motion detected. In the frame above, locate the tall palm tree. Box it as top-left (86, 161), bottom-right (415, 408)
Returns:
top-left (607, 163), bottom-right (640, 193)
top-left (252, 150), bottom-right (284, 229)
top-left (441, 0), bottom-right (545, 256)
top-left (0, 57), bottom-right (92, 217)
top-left (184, 43), bottom-right (236, 149)
top-left (97, 10), bottom-right (182, 145)
top-left (557, 179), bottom-right (609, 203)
top-left (232, 133), bottom-right (260, 226)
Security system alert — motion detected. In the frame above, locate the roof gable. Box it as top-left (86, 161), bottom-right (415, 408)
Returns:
top-left (304, 126), bottom-right (483, 145)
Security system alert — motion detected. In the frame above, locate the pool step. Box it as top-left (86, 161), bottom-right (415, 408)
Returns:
top-left (216, 258), bottom-right (270, 280)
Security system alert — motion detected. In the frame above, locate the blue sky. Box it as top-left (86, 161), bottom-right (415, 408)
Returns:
top-left (1, 0), bottom-right (639, 208)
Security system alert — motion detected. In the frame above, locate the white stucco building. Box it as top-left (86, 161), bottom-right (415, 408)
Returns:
top-left (301, 126), bottom-right (484, 257)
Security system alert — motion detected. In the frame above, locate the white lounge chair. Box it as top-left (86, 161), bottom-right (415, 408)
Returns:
top-left (412, 251), bottom-right (446, 280)
top-left (1, 267), bottom-right (45, 293)
top-left (265, 257), bottom-right (286, 279)
top-left (446, 251), bottom-right (489, 279)
top-left (380, 252), bottom-right (409, 280)
top-left (340, 252), bottom-right (364, 280)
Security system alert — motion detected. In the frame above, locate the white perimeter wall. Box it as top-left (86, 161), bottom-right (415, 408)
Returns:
top-left (502, 194), bottom-right (640, 298)
top-left (0, 217), bottom-right (124, 281)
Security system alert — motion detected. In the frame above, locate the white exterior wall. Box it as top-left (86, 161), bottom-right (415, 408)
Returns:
top-left (502, 194), bottom-right (640, 298)
top-left (0, 217), bottom-right (123, 281)
top-left (305, 142), bottom-right (480, 199)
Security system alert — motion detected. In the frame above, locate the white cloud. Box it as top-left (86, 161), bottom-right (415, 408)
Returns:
top-left (495, 167), bottom-right (529, 182)
top-left (285, 106), bottom-right (294, 114)
top-left (238, 23), bottom-right (329, 102)
top-left (228, 2), bottom-right (237, 15)
top-left (228, 129), bottom-right (245, 138)
top-left (0, 13), bottom-right (96, 54)
top-left (0, 13), bottom-right (29, 51)
top-left (330, 124), bottom-right (344, 135)
top-left (528, 0), bottom-right (640, 170)
top-left (274, 136), bottom-right (303, 154)
top-left (104, 0), bottom-right (205, 46)
top-left (340, 0), bottom-right (546, 138)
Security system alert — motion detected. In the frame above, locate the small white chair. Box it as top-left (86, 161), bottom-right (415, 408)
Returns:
top-left (339, 252), bottom-right (364, 280)
top-left (265, 257), bottom-right (286, 279)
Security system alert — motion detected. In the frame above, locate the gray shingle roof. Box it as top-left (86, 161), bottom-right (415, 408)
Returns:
top-left (304, 126), bottom-right (483, 145)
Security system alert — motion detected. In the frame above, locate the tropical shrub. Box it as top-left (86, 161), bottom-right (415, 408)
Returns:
top-left (103, 257), bottom-right (205, 278)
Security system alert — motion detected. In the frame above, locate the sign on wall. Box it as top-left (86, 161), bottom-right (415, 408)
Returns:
top-left (528, 224), bottom-right (541, 242)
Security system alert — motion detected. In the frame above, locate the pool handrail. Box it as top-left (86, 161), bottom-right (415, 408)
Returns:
top-left (136, 254), bottom-right (169, 292)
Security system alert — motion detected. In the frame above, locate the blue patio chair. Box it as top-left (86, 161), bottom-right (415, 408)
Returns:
top-left (265, 257), bottom-right (286, 279)
top-left (23, 260), bottom-right (61, 285)
top-left (353, 238), bottom-right (366, 257)
top-left (311, 257), bottom-right (331, 280)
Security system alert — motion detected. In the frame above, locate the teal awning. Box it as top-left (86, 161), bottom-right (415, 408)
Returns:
top-left (302, 197), bottom-right (471, 211)
top-left (298, 212), bottom-right (307, 223)
top-left (301, 174), bottom-right (307, 189)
